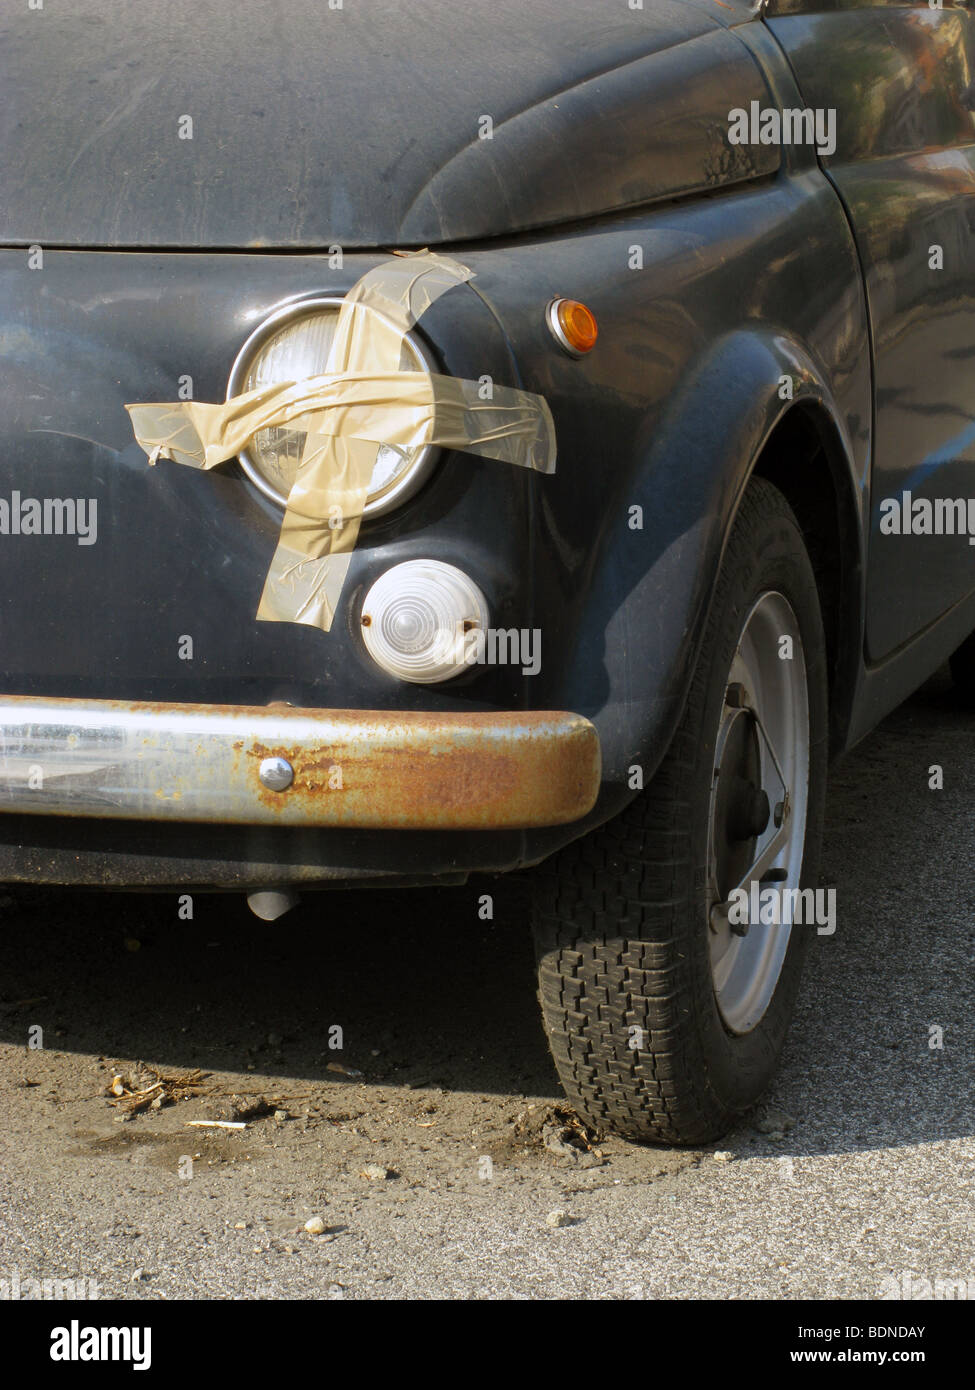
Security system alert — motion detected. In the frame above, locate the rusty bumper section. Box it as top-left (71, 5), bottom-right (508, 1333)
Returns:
top-left (0, 696), bottom-right (600, 830)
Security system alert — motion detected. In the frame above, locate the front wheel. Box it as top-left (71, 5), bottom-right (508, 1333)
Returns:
top-left (532, 478), bottom-right (828, 1144)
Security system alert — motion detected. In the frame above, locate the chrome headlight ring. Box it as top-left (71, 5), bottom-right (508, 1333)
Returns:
top-left (226, 296), bottom-right (441, 519)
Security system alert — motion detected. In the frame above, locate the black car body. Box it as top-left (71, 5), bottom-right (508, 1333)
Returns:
top-left (2, 0), bottom-right (973, 1140)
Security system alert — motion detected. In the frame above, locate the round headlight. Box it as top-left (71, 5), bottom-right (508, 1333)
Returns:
top-left (360, 560), bottom-right (489, 684)
top-left (227, 297), bottom-right (439, 517)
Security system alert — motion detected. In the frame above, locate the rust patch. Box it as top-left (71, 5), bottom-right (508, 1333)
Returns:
top-left (243, 721), bottom-right (597, 829)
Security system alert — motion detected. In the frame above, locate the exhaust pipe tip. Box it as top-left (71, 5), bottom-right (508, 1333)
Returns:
top-left (246, 888), bottom-right (300, 921)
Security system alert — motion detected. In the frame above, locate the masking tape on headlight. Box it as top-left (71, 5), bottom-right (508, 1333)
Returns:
top-left (125, 250), bottom-right (557, 633)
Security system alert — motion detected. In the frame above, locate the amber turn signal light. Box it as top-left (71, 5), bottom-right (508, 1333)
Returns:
top-left (547, 297), bottom-right (598, 357)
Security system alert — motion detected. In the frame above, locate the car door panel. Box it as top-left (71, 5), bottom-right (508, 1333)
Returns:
top-left (766, 1), bottom-right (975, 660)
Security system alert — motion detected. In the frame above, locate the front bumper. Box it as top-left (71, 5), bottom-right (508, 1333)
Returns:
top-left (0, 696), bottom-right (600, 831)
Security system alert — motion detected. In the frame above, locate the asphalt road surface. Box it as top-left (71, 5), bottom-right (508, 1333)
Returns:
top-left (1, 668), bottom-right (973, 1301)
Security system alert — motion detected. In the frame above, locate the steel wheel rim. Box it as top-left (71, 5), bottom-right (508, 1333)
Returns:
top-left (707, 591), bottom-right (810, 1035)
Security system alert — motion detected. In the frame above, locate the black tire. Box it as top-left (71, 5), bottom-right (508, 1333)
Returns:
top-left (532, 478), bottom-right (828, 1145)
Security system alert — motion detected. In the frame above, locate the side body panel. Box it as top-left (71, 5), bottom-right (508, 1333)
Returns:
top-left (767, 1), bottom-right (975, 660)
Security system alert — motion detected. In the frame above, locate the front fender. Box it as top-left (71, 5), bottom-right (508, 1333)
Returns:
top-left (560, 329), bottom-right (867, 804)
top-left (463, 175), bottom-right (871, 864)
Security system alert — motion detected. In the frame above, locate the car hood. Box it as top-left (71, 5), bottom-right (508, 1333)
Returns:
top-left (0, 0), bottom-right (771, 250)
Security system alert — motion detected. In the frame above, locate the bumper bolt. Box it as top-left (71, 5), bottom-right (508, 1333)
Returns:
top-left (259, 756), bottom-right (294, 792)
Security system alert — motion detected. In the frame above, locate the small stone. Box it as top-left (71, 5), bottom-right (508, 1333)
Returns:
top-left (304, 1216), bottom-right (326, 1235)
top-left (546, 1209), bottom-right (573, 1228)
top-left (273, 1109), bottom-right (289, 1123)
top-left (360, 1163), bottom-right (392, 1182)
top-left (713, 1150), bottom-right (735, 1163)
top-left (755, 1108), bottom-right (796, 1135)
top-left (220, 1096), bottom-right (272, 1122)
top-left (110, 1076), bottom-right (125, 1097)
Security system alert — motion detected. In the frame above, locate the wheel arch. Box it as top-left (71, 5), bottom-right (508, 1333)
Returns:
top-left (751, 397), bottom-right (864, 755)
